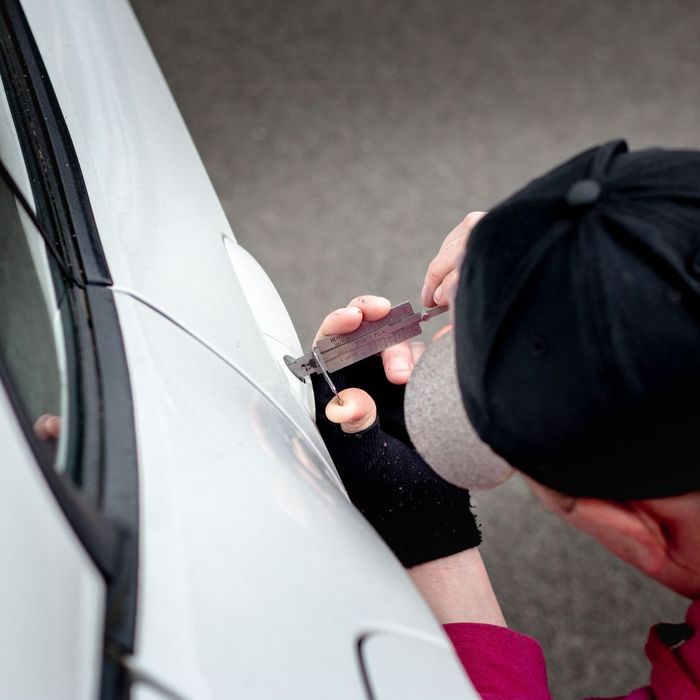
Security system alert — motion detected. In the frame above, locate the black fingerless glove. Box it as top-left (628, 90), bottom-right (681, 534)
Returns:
top-left (312, 356), bottom-right (481, 567)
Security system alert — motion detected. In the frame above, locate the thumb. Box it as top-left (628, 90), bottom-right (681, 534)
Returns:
top-left (325, 388), bottom-right (377, 434)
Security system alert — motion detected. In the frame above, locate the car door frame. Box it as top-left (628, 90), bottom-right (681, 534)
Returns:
top-left (0, 2), bottom-right (139, 697)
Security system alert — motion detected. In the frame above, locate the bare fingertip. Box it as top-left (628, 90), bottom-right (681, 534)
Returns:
top-left (356, 295), bottom-right (389, 307)
top-left (386, 371), bottom-right (411, 386)
top-left (431, 323), bottom-right (453, 341)
top-left (324, 401), bottom-right (341, 424)
top-left (387, 358), bottom-right (411, 373)
top-left (334, 307), bottom-right (359, 316)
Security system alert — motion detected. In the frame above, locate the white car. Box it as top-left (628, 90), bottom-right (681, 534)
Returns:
top-left (0, 1), bottom-right (479, 698)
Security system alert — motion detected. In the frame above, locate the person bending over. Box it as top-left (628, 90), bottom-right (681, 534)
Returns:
top-left (311, 141), bottom-right (700, 699)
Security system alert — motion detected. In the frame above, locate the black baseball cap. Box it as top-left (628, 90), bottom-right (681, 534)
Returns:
top-left (406, 140), bottom-right (700, 500)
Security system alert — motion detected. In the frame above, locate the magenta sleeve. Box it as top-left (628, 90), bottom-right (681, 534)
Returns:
top-left (444, 622), bottom-right (552, 700)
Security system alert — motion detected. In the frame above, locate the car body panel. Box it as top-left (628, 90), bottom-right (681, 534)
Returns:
top-left (22, 0), bottom-right (320, 444)
top-left (12, 1), bottom-right (480, 697)
top-left (114, 293), bottom-right (477, 699)
top-left (0, 386), bottom-right (104, 700)
top-left (360, 632), bottom-right (477, 700)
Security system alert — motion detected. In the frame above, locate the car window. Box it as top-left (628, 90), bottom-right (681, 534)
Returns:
top-left (0, 172), bottom-right (71, 473)
top-left (0, 84), bottom-right (34, 210)
top-left (0, 7), bottom-right (139, 684)
top-left (0, 84), bottom-right (72, 474)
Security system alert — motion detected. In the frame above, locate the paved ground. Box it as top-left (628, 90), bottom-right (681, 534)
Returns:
top-left (130, 1), bottom-right (699, 696)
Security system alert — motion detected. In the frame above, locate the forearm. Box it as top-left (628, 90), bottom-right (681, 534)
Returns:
top-left (408, 548), bottom-right (506, 627)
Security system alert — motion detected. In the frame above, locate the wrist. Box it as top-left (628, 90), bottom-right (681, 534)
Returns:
top-left (408, 549), bottom-right (506, 627)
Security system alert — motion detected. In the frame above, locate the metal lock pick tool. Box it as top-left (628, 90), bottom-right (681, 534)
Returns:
top-left (284, 302), bottom-right (448, 404)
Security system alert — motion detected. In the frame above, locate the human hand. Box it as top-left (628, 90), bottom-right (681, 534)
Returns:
top-left (421, 211), bottom-right (487, 309)
top-left (312, 296), bottom-right (481, 568)
top-left (33, 413), bottom-right (61, 441)
top-left (313, 295), bottom-right (424, 433)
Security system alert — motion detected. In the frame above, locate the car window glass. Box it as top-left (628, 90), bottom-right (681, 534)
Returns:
top-left (0, 143), bottom-right (70, 474)
top-left (0, 82), bottom-right (34, 210)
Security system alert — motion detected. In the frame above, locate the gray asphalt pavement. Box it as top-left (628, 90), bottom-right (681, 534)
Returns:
top-left (130, 1), bottom-right (698, 697)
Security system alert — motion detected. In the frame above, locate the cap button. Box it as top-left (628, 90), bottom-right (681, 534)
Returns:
top-left (565, 179), bottom-right (602, 207)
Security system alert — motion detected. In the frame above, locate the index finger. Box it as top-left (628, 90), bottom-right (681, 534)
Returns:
top-left (422, 211), bottom-right (487, 307)
top-left (314, 295), bottom-right (391, 344)
top-left (314, 306), bottom-right (363, 344)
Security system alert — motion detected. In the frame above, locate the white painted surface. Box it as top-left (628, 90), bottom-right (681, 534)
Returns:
top-left (222, 235), bottom-right (315, 416)
top-left (0, 387), bottom-right (104, 700)
top-left (13, 1), bottom-right (481, 697)
top-left (115, 294), bottom-right (476, 699)
top-left (361, 631), bottom-right (478, 699)
top-left (25, 0), bottom-right (332, 479)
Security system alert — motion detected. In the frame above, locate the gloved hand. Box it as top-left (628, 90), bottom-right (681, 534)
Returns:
top-left (311, 296), bottom-right (481, 568)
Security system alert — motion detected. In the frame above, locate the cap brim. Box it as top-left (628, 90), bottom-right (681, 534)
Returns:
top-left (405, 330), bottom-right (514, 490)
